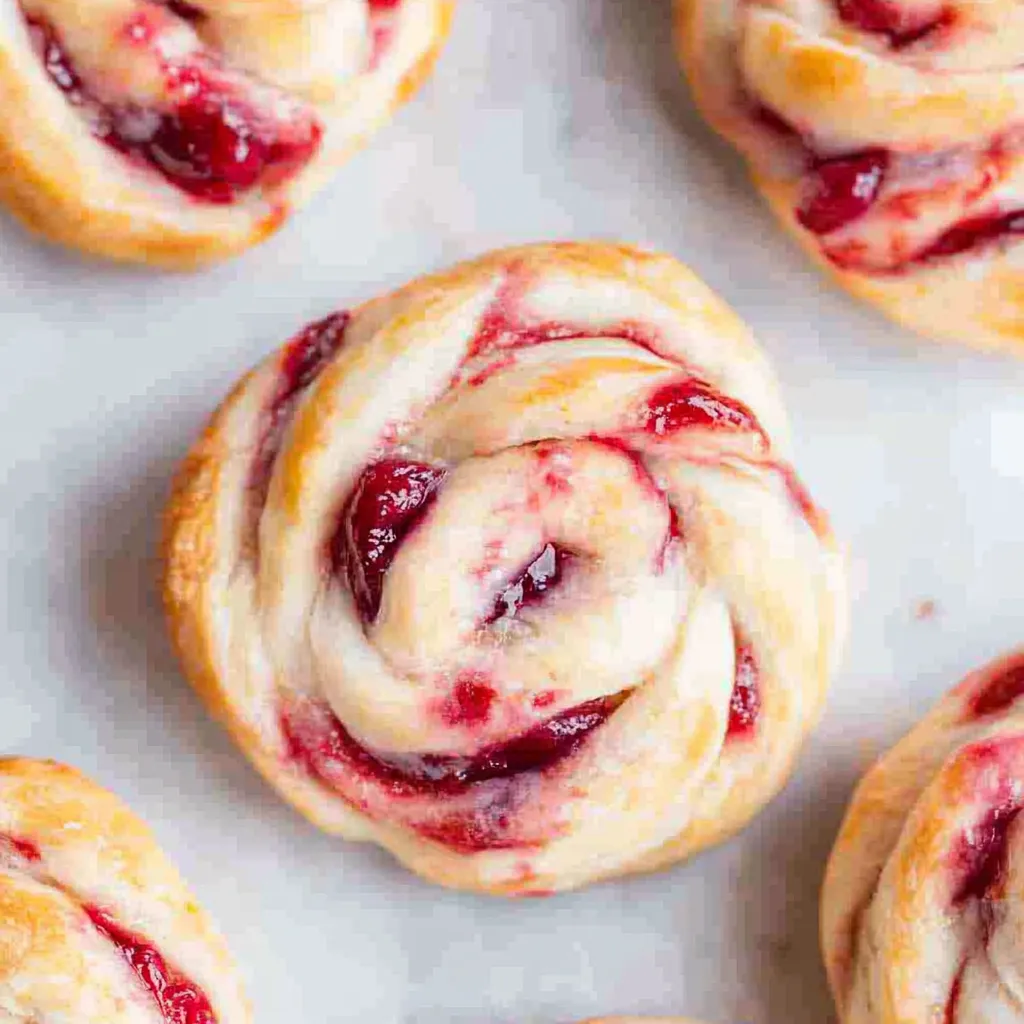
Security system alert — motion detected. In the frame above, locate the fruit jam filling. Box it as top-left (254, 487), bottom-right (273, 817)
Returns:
top-left (87, 906), bottom-right (218, 1024)
top-left (25, 5), bottom-right (321, 202)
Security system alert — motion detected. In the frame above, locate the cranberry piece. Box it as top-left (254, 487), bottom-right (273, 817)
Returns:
top-left (637, 379), bottom-right (765, 440)
top-left (440, 673), bottom-right (497, 727)
top-left (27, 16), bottom-right (321, 203)
top-left (333, 460), bottom-right (448, 623)
top-left (727, 640), bottom-right (760, 740)
top-left (486, 543), bottom-right (574, 625)
top-left (951, 799), bottom-right (1022, 905)
top-left (797, 150), bottom-right (889, 236)
top-left (913, 210), bottom-right (1024, 264)
top-left (86, 907), bottom-right (217, 1024)
top-left (970, 659), bottom-right (1024, 719)
top-left (835, 0), bottom-right (952, 47)
top-left (146, 90), bottom-right (269, 201)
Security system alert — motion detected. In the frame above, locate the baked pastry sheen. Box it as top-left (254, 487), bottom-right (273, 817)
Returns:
top-left (0, 758), bottom-right (249, 1024)
top-left (164, 241), bottom-right (844, 895)
top-left (0, 0), bottom-right (451, 266)
top-left (823, 650), bottom-right (1024, 1023)
top-left (677, 0), bottom-right (1024, 351)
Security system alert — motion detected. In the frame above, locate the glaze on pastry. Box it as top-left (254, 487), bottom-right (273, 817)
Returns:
top-left (0, 0), bottom-right (451, 266)
top-left (0, 758), bottom-right (249, 1024)
top-left (676, 0), bottom-right (1024, 351)
top-left (822, 649), bottom-right (1024, 1023)
top-left (163, 241), bottom-right (845, 895)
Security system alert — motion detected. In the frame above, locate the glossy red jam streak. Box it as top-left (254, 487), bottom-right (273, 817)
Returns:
top-left (285, 695), bottom-right (622, 797)
top-left (86, 907), bottom-right (217, 1024)
top-left (27, 16), bottom-right (320, 203)
top-left (249, 312), bottom-right (350, 529)
top-left (835, 0), bottom-right (953, 47)
top-left (0, 834), bottom-right (41, 862)
top-left (727, 640), bottom-right (760, 740)
top-left (637, 379), bottom-right (766, 443)
top-left (333, 459), bottom-right (448, 623)
top-left (465, 275), bottom-right (669, 364)
top-left (755, 105), bottom-right (1024, 270)
top-left (951, 798), bottom-right (1022, 906)
top-left (911, 210), bottom-right (1024, 265)
top-left (487, 543), bottom-right (575, 625)
top-left (797, 150), bottom-right (890, 236)
top-left (969, 659), bottom-right (1024, 718)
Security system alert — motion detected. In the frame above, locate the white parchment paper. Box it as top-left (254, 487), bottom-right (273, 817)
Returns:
top-left (2, 2), bottom-right (1024, 1022)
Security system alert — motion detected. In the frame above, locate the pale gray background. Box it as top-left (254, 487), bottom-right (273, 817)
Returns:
top-left (1, 1), bottom-right (1023, 1022)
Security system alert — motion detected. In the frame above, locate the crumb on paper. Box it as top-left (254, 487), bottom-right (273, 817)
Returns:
top-left (913, 599), bottom-right (938, 621)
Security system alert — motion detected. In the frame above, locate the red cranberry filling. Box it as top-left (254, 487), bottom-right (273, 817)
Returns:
top-left (969, 659), bottom-right (1024, 719)
top-left (835, 0), bottom-right (953, 48)
top-left (332, 459), bottom-right (448, 624)
top-left (440, 672), bottom-right (497, 727)
top-left (86, 906), bottom-right (217, 1024)
top-left (27, 15), bottom-right (321, 203)
top-left (283, 694), bottom-right (622, 799)
top-left (486, 543), bottom-right (575, 625)
top-left (637, 379), bottom-right (765, 441)
top-left (465, 276), bottom-right (669, 364)
top-left (249, 312), bottom-right (350, 527)
top-left (278, 311), bottom-right (350, 397)
top-left (912, 210), bottom-right (1024, 265)
top-left (945, 966), bottom-right (965, 1024)
top-left (727, 640), bottom-right (760, 740)
top-left (951, 799), bottom-right (1022, 906)
top-left (797, 150), bottom-right (890, 236)
top-left (159, 0), bottom-right (204, 22)
top-left (0, 834), bottom-right (42, 862)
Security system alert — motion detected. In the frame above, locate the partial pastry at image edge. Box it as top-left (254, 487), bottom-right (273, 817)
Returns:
top-left (0, 757), bottom-right (250, 1024)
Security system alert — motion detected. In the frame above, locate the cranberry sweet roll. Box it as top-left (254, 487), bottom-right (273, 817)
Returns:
top-left (163, 242), bottom-right (845, 895)
top-left (0, 0), bottom-right (451, 266)
top-left (0, 759), bottom-right (248, 1024)
top-left (677, 0), bottom-right (1024, 352)
top-left (823, 650), bottom-right (1024, 1023)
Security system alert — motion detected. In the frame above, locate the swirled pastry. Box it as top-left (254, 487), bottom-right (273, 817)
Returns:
top-left (0, 758), bottom-right (249, 1024)
top-left (677, 0), bottom-right (1024, 351)
top-left (0, 0), bottom-right (451, 266)
top-left (822, 649), bottom-right (1024, 1023)
top-left (163, 241), bottom-right (845, 895)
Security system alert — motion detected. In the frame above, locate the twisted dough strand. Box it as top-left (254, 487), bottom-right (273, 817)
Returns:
top-left (677, 0), bottom-right (1024, 350)
top-left (164, 242), bottom-right (844, 894)
top-left (0, 758), bottom-right (248, 1024)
